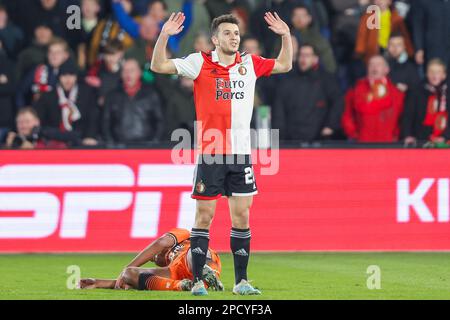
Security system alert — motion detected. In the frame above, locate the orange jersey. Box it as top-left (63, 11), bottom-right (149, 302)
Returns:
top-left (165, 228), bottom-right (221, 280)
top-left (165, 228), bottom-right (191, 263)
top-left (172, 51), bottom-right (275, 155)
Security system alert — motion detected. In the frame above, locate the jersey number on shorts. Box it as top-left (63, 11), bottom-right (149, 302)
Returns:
top-left (244, 167), bottom-right (255, 185)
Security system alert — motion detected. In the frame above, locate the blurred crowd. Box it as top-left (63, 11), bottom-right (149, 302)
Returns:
top-left (0, 0), bottom-right (449, 149)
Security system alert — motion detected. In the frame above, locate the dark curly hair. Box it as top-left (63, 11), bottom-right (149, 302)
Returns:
top-left (210, 14), bottom-right (240, 36)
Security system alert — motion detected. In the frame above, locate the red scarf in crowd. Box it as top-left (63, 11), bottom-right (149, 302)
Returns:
top-left (57, 85), bottom-right (81, 132)
top-left (124, 79), bottom-right (142, 97)
top-left (31, 65), bottom-right (53, 102)
top-left (423, 81), bottom-right (448, 140)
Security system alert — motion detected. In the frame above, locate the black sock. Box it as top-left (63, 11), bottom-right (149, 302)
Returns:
top-left (190, 228), bottom-right (210, 283)
top-left (230, 228), bottom-right (251, 284)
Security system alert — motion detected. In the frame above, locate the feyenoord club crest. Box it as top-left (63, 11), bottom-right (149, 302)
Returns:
top-left (368, 81), bottom-right (387, 102)
top-left (374, 83), bottom-right (387, 99)
top-left (377, 84), bottom-right (386, 98)
top-left (196, 181), bottom-right (206, 194)
top-left (238, 65), bottom-right (247, 76)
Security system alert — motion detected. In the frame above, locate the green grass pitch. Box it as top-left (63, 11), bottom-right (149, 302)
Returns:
top-left (1, 253), bottom-right (449, 300)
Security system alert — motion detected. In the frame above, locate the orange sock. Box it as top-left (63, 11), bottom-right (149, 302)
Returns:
top-left (144, 275), bottom-right (183, 291)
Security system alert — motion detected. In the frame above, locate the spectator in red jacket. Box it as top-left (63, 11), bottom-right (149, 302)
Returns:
top-left (342, 55), bottom-right (405, 142)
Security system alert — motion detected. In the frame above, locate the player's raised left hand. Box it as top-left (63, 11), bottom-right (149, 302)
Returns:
top-left (264, 12), bottom-right (290, 37)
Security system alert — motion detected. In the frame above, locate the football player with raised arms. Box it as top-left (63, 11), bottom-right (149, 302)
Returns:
top-left (151, 11), bottom-right (293, 295)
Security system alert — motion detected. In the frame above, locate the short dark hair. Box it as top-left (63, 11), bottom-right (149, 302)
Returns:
top-left (102, 39), bottom-right (124, 55)
top-left (149, 0), bottom-right (168, 11)
top-left (241, 35), bottom-right (259, 44)
top-left (389, 31), bottom-right (404, 40)
top-left (299, 43), bottom-right (318, 56)
top-left (292, 5), bottom-right (311, 16)
top-left (211, 14), bottom-right (239, 36)
top-left (17, 107), bottom-right (39, 120)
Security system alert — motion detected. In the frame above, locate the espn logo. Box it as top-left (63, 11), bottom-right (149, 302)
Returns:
top-left (0, 165), bottom-right (196, 239)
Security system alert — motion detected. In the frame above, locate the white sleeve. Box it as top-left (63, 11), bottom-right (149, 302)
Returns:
top-left (171, 53), bottom-right (204, 80)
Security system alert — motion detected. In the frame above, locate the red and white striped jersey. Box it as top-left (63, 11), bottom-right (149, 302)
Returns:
top-left (172, 50), bottom-right (275, 155)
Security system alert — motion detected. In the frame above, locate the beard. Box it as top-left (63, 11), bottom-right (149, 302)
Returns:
top-left (218, 41), bottom-right (239, 55)
top-left (221, 47), bottom-right (238, 56)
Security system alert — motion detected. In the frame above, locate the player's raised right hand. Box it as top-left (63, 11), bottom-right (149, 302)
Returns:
top-left (161, 12), bottom-right (185, 36)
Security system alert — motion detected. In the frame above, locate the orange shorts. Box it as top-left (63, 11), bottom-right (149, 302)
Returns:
top-left (168, 248), bottom-right (221, 280)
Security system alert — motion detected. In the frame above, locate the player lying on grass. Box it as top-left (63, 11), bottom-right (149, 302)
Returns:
top-left (79, 228), bottom-right (223, 292)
